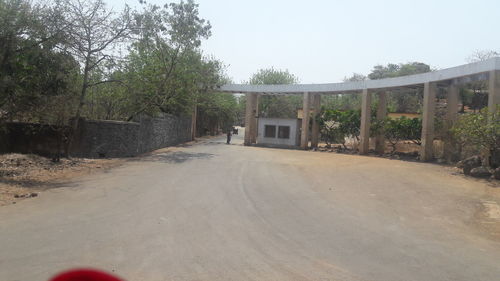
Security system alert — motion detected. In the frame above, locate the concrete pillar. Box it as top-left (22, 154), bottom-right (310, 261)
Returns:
top-left (485, 71), bottom-right (500, 166)
top-left (244, 93), bottom-right (257, 146)
top-left (311, 93), bottom-right (321, 148)
top-left (420, 82), bottom-right (437, 162)
top-left (250, 94), bottom-right (259, 144)
top-left (300, 92), bottom-right (310, 150)
top-left (359, 89), bottom-right (371, 155)
top-left (375, 91), bottom-right (387, 154)
top-left (444, 84), bottom-right (459, 162)
top-left (488, 70), bottom-right (500, 113)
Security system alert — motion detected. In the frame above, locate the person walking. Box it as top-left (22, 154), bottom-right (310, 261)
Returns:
top-left (226, 128), bottom-right (232, 144)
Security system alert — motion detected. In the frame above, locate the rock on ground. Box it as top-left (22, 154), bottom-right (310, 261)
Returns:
top-left (470, 166), bottom-right (492, 178)
top-left (460, 155), bottom-right (483, 175)
top-left (494, 168), bottom-right (500, 180)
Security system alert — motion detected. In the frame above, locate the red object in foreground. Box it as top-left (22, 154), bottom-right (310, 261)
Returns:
top-left (49, 269), bottom-right (124, 281)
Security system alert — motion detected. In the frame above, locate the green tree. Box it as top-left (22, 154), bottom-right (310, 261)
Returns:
top-left (451, 106), bottom-right (500, 167)
top-left (249, 68), bottom-right (298, 85)
top-left (125, 0), bottom-right (216, 120)
top-left (321, 73), bottom-right (365, 111)
top-left (317, 109), bottom-right (361, 149)
top-left (383, 117), bottom-right (422, 154)
top-left (196, 92), bottom-right (238, 135)
top-left (343, 73), bottom-right (367, 82)
top-left (368, 62), bottom-right (431, 113)
top-left (459, 50), bottom-right (498, 112)
top-left (368, 62), bottom-right (431, 80)
top-left (234, 94), bottom-right (246, 126)
top-left (248, 68), bottom-right (301, 118)
top-left (0, 0), bottom-right (77, 124)
top-left (85, 69), bottom-right (129, 120)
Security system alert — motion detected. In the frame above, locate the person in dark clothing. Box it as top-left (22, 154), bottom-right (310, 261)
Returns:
top-left (226, 128), bottom-right (232, 144)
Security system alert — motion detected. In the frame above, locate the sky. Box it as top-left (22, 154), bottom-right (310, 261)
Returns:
top-left (107, 0), bottom-right (500, 84)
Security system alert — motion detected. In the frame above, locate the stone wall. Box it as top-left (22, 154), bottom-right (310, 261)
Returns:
top-left (1, 114), bottom-right (192, 158)
top-left (137, 114), bottom-right (192, 153)
top-left (0, 122), bottom-right (70, 157)
top-left (72, 119), bottom-right (141, 158)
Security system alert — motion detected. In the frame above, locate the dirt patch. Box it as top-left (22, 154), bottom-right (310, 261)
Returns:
top-left (0, 153), bottom-right (123, 206)
top-left (482, 201), bottom-right (500, 219)
top-left (471, 200), bottom-right (500, 240)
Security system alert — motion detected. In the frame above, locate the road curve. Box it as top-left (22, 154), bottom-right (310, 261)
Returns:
top-left (1, 131), bottom-right (499, 281)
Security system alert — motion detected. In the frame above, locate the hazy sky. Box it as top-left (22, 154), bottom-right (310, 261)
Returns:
top-left (107, 0), bottom-right (500, 84)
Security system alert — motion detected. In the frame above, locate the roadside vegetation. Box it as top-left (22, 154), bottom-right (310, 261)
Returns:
top-left (452, 106), bottom-right (500, 164)
top-left (0, 0), bottom-right (237, 140)
top-left (313, 53), bottom-right (499, 179)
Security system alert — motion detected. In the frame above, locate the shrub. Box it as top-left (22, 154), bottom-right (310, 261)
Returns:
top-left (318, 109), bottom-right (360, 149)
top-left (451, 106), bottom-right (500, 167)
top-left (318, 109), bottom-right (423, 154)
top-left (383, 117), bottom-right (422, 154)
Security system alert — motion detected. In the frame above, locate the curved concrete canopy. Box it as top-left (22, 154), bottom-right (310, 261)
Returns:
top-left (219, 57), bottom-right (500, 95)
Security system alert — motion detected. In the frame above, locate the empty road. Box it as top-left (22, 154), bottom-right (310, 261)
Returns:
top-left (1, 130), bottom-right (499, 281)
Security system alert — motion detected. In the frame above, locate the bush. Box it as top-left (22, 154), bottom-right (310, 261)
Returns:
top-left (318, 109), bottom-right (360, 149)
top-left (318, 109), bottom-right (423, 154)
top-left (383, 117), bottom-right (422, 154)
top-left (451, 106), bottom-right (500, 168)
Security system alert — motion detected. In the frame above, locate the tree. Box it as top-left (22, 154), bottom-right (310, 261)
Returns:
top-left (248, 68), bottom-right (301, 118)
top-left (368, 62), bottom-right (431, 113)
top-left (317, 109), bottom-right (361, 149)
top-left (61, 0), bottom-right (132, 124)
top-left (323, 73), bottom-right (366, 111)
top-left (451, 106), bottom-right (500, 168)
top-left (85, 69), bottom-right (129, 120)
top-left (368, 62), bottom-right (431, 80)
top-left (125, 0), bottom-right (216, 120)
top-left (343, 73), bottom-right (367, 82)
top-left (466, 50), bottom-right (499, 63)
top-left (383, 117), bottom-right (422, 154)
top-left (234, 94), bottom-right (246, 126)
top-left (317, 110), bottom-right (345, 148)
top-left (459, 50), bottom-right (498, 112)
top-left (248, 68), bottom-right (298, 85)
top-left (0, 0), bottom-right (76, 124)
top-left (196, 92), bottom-right (238, 135)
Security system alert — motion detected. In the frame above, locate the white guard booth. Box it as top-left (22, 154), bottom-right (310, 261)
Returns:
top-left (257, 118), bottom-right (301, 147)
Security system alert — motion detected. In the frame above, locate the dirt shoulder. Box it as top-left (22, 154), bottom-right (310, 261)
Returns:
top-left (0, 153), bottom-right (124, 206)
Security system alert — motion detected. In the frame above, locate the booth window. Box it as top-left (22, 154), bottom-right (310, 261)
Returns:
top-left (278, 126), bottom-right (290, 139)
top-left (264, 125), bottom-right (276, 138)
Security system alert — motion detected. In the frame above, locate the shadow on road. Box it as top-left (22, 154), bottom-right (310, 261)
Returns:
top-left (202, 141), bottom-right (243, 146)
top-left (140, 151), bottom-right (215, 164)
top-left (0, 177), bottom-right (79, 189)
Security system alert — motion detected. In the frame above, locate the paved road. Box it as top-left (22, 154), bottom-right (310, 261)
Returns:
top-left (1, 131), bottom-right (500, 281)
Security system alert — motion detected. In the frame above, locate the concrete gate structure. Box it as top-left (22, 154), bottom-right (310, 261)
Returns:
top-left (219, 57), bottom-right (500, 161)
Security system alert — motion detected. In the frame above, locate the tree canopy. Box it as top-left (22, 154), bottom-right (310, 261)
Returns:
top-left (248, 68), bottom-right (302, 118)
top-left (368, 62), bottom-right (431, 80)
top-left (0, 0), bottom-right (232, 134)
